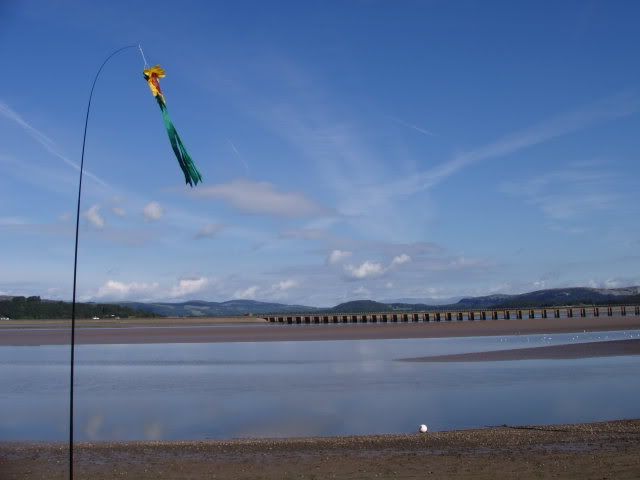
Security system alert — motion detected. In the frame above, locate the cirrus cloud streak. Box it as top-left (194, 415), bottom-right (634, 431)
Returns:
top-left (192, 179), bottom-right (329, 218)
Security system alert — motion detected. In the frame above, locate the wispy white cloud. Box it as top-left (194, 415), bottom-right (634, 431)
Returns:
top-left (0, 101), bottom-right (111, 189)
top-left (195, 223), bottom-right (224, 239)
top-left (228, 139), bottom-right (250, 174)
top-left (231, 279), bottom-right (298, 301)
top-left (95, 280), bottom-right (160, 300)
top-left (169, 277), bottom-right (209, 298)
top-left (388, 116), bottom-right (437, 137)
top-left (192, 179), bottom-right (328, 218)
top-left (0, 217), bottom-right (28, 226)
top-left (233, 285), bottom-right (260, 300)
top-left (280, 228), bottom-right (330, 241)
top-left (502, 165), bottom-right (621, 221)
top-left (202, 61), bottom-right (391, 227)
top-left (389, 91), bottom-right (640, 195)
top-left (143, 202), bottom-right (164, 221)
top-left (390, 254), bottom-right (411, 267)
top-left (344, 260), bottom-right (385, 279)
top-left (352, 285), bottom-right (371, 297)
top-left (344, 253), bottom-right (412, 279)
top-left (272, 279), bottom-right (297, 292)
top-left (85, 205), bottom-right (105, 229)
top-left (268, 279), bottom-right (299, 299)
top-left (327, 249), bottom-right (352, 265)
top-left (92, 277), bottom-right (212, 301)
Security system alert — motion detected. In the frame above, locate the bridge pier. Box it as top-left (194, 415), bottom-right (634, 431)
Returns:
top-left (267, 304), bottom-right (639, 327)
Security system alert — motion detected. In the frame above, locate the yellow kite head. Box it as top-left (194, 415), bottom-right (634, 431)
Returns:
top-left (143, 65), bottom-right (166, 98)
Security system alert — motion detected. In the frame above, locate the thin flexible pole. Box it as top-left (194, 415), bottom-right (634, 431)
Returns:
top-left (69, 44), bottom-right (138, 480)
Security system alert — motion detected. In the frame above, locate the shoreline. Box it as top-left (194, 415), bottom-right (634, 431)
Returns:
top-left (2, 419), bottom-right (640, 479)
top-left (1, 315), bottom-right (639, 346)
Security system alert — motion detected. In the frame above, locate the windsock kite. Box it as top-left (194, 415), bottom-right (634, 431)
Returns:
top-left (143, 65), bottom-right (202, 187)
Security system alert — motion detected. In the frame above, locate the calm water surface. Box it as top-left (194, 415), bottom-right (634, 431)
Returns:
top-left (1, 329), bottom-right (639, 441)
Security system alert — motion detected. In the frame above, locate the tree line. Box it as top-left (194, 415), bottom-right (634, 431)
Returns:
top-left (0, 296), bottom-right (159, 319)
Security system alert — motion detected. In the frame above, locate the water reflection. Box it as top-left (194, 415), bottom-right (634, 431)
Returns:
top-left (1, 330), bottom-right (639, 441)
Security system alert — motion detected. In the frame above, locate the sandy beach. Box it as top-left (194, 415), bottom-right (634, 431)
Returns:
top-left (402, 337), bottom-right (640, 362)
top-left (1, 314), bottom-right (639, 346)
top-left (2, 419), bottom-right (639, 479)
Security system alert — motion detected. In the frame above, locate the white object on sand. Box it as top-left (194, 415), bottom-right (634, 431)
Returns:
top-left (419, 424), bottom-right (428, 433)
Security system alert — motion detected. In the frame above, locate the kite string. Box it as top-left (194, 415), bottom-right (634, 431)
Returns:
top-left (138, 44), bottom-right (149, 69)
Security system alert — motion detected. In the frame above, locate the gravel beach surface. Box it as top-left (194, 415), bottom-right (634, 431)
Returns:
top-left (2, 419), bottom-right (640, 479)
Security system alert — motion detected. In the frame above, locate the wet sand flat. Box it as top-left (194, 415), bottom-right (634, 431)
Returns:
top-left (402, 338), bottom-right (640, 362)
top-left (2, 419), bottom-right (640, 479)
top-left (1, 315), bottom-right (640, 346)
top-left (0, 315), bottom-right (639, 346)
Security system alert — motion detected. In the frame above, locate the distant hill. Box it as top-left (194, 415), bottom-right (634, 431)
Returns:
top-left (455, 294), bottom-right (514, 309)
top-left (5, 286), bottom-right (640, 319)
top-left (329, 300), bottom-right (390, 313)
top-left (464, 287), bottom-right (640, 309)
top-left (119, 299), bottom-right (318, 317)
top-left (384, 296), bottom-right (463, 305)
top-left (111, 286), bottom-right (640, 316)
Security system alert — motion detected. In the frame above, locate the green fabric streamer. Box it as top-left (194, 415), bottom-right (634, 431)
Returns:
top-left (156, 97), bottom-right (202, 187)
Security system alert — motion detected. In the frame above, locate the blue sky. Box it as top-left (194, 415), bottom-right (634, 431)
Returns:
top-left (1, 0), bottom-right (639, 306)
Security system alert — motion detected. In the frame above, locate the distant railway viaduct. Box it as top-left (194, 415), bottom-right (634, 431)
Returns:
top-left (265, 305), bottom-right (640, 325)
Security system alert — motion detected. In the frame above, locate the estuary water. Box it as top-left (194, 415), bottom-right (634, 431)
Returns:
top-left (1, 330), bottom-right (639, 441)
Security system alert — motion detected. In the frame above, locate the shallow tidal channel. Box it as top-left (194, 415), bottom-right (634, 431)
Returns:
top-left (1, 330), bottom-right (639, 441)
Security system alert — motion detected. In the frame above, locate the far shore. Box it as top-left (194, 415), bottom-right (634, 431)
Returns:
top-left (2, 419), bottom-right (639, 479)
top-left (0, 315), bottom-right (639, 346)
top-left (0, 316), bottom-right (268, 329)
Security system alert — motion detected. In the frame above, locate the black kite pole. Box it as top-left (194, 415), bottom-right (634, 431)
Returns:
top-left (69, 44), bottom-right (138, 480)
